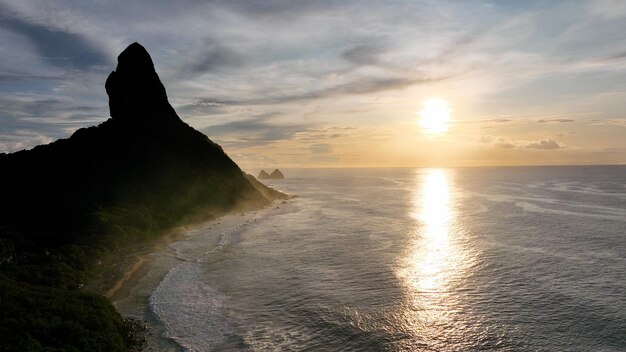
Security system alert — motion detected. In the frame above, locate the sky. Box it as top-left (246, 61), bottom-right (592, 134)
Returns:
top-left (1, 0), bottom-right (626, 168)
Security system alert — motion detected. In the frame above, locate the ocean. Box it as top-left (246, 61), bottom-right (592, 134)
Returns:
top-left (118, 166), bottom-right (626, 351)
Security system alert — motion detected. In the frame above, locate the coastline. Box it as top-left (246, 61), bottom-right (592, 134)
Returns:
top-left (103, 227), bottom-right (189, 301)
top-left (105, 255), bottom-right (146, 300)
top-left (102, 205), bottom-right (280, 351)
top-left (85, 225), bottom-right (189, 299)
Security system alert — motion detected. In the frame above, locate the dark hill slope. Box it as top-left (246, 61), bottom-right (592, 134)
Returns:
top-left (0, 43), bottom-right (271, 248)
top-left (0, 43), bottom-right (284, 351)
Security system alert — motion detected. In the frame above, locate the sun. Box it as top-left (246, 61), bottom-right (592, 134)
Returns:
top-left (417, 98), bottom-right (451, 134)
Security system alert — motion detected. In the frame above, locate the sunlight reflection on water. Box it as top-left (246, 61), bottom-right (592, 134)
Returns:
top-left (398, 168), bottom-right (476, 349)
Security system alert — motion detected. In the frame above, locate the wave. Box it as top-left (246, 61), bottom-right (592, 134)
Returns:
top-left (466, 191), bottom-right (626, 221)
top-left (513, 201), bottom-right (626, 221)
top-left (149, 263), bottom-right (232, 351)
top-left (147, 202), bottom-right (301, 351)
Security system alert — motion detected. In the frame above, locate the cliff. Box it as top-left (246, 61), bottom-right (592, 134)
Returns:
top-left (245, 174), bottom-right (289, 201)
top-left (0, 42), bottom-right (285, 351)
top-left (0, 43), bottom-right (280, 247)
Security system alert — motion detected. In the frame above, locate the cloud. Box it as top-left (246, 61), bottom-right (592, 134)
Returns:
top-left (459, 118), bottom-right (511, 125)
top-left (0, 72), bottom-right (64, 82)
top-left (537, 118), bottom-right (573, 123)
top-left (341, 43), bottom-right (386, 66)
top-left (310, 143), bottom-right (332, 154)
top-left (290, 126), bottom-right (354, 142)
top-left (477, 135), bottom-right (494, 143)
top-left (308, 155), bottom-right (339, 163)
top-left (0, 96), bottom-right (102, 119)
top-left (310, 75), bottom-right (444, 99)
top-left (0, 94), bottom-right (107, 151)
top-left (589, 118), bottom-right (626, 127)
top-left (206, 0), bottom-right (337, 19)
top-left (525, 138), bottom-right (564, 149)
top-left (0, 4), bottom-right (110, 70)
top-left (0, 0), bottom-right (624, 166)
top-left (603, 50), bottom-right (626, 61)
top-left (482, 136), bottom-right (565, 150)
top-left (0, 129), bottom-right (55, 152)
top-left (185, 44), bottom-right (249, 74)
top-left (190, 74), bottom-right (450, 108)
top-left (495, 137), bottom-right (516, 149)
top-left (202, 114), bottom-right (312, 147)
top-left (587, 0), bottom-right (626, 19)
top-left (594, 147), bottom-right (626, 155)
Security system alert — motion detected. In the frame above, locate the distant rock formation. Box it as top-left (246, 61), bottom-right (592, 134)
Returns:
top-left (258, 169), bottom-right (285, 179)
top-left (258, 170), bottom-right (271, 179)
top-left (269, 169), bottom-right (285, 179)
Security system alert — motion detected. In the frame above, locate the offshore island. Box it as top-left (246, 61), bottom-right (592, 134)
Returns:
top-left (0, 43), bottom-right (286, 351)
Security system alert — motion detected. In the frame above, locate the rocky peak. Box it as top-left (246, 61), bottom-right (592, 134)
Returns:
top-left (258, 169), bottom-right (284, 179)
top-left (105, 42), bottom-right (178, 125)
top-left (269, 169), bottom-right (285, 179)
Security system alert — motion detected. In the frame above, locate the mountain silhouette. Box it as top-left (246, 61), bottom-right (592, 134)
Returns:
top-left (0, 42), bottom-right (282, 247)
top-left (0, 42), bottom-right (286, 350)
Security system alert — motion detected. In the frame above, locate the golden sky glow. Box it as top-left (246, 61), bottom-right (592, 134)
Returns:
top-left (1, 1), bottom-right (625, 168)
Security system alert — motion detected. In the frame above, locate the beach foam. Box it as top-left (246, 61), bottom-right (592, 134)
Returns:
top-left (149, 263), bottom-right (232, 351)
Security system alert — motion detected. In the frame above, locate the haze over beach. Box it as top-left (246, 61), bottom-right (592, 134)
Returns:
top-left (2, 1), bottom-right (626, 166)
top-left (0, 1), bottom-right (625, 352)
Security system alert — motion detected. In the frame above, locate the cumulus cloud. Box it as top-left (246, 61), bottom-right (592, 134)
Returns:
top-left (525, 138), bottom-right (564, 149)
top-left (480, 136), bottom-right (565, 150)
top-left (494, 137), bottom-right (516, 149)
top-left (495, 142), bottom-right (516, 149)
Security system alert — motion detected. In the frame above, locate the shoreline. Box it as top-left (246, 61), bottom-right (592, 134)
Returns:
top-left (105, 255), bottom-right (147, 300)
top-left (85, 224), bottom-right (189, 298)
top-left (102, 204), bottom-right (282, 351)
top-left (102, 226), bottom-right (189, 301)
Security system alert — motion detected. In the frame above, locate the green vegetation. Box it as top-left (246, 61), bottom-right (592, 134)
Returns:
top-left (0, 276), bottom-right (144, 351)
top-left (0, 171), bottom-right (275, 351)
top-left (0, 172), bottom-right (280, 351)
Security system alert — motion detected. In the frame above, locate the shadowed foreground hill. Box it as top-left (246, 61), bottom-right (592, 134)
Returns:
top-left (0, 43), bottom-right (285, 351)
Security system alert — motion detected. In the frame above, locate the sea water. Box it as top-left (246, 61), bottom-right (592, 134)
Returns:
top-left (147, 166), bottom-right (626, 351)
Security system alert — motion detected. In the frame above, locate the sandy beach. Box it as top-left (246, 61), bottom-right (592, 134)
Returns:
top-left (97, 206), bottom-right (277, 351)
